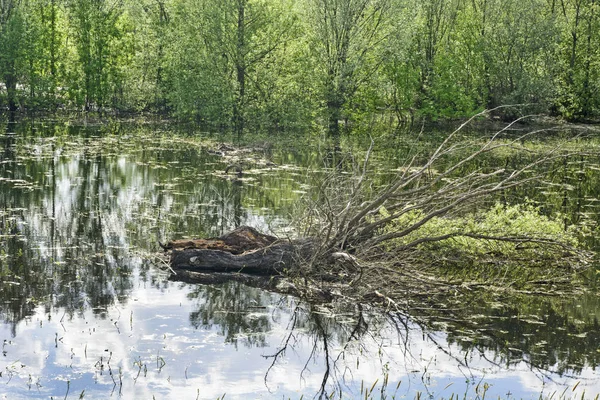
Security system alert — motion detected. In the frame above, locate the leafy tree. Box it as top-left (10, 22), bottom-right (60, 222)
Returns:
top-left (305, 0), bottom-right (392, 135)
top-left (17, 0), bottom-right (64, 108)
top-left (120, 0), bottom-right (171, 111)
top-left (413, 0), bottom-right (459, 105)
top-left (0, 0), bottom-right (26, 111)
top-left (474, 0), bottom-right (556, 110)
top-left (165, 0), bottom-right (298, 132)
top-left (66, 0), bottom-right (125, 110)
top-left (554, 0), bottom-right (600, 120)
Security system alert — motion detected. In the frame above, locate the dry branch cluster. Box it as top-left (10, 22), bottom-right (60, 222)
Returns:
top-left (163, 111), bottom-right (594, 307)
top-left (298, 111), bottom-right (593, 303)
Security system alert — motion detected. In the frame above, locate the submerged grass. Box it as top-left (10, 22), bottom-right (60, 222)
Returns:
top-left (278, 377), bottom-right (600, 400)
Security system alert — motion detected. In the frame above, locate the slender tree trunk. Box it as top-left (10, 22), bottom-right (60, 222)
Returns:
top-left (156, 44), bottom-right (164, 107)
top-left (479, 0), bottom-right (493, 107)
top-left (85, 73), bottom-right (91, 111)
top-left (581, 0), bottom-right (595, 116)
top-left (326, 70), bottom-right (341, 136)
top-left (50, 0), bottom-right (56, 79)
top-left (5, 73), bottom-right (18, 111)
top-left (567, 0), bottom-right (582, 86)
top-left (327, 104), bottom-right (341, 136)
top-left (234, 0), bottom-right (246, 135)
top-left (97, 40), bottom-right (104, 111)
top-left (155, 0), bottom-right (168, 112)
top-left (82, 23), bottom-right (92, 111)
top-left (421, 0), bottom-right (439, 97)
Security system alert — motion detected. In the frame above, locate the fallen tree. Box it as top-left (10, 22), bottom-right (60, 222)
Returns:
top-left (162, 109), bottom-right (595, 306)
top-left (164, 226), bottom-right (333, 301)
top-left (167, 226), bottom-right (316, 275)
top-left (298, 111), bottom-right (593, 274)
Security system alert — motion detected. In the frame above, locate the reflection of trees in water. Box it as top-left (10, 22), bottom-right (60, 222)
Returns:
top-left (0, 118), bottom-right (315, 333)
top-left (262, 302), bottom-right (389, 399)
top-left (187, 282), bottom-right (272, 348)
top-left (187, 284), bottom-right (600, 398)
top-left (186, 283), bottom-right (385, 398)
top-left (0, 120), bottom-right (135, 330)
top-left (416, 291), bottom-right (600, 377)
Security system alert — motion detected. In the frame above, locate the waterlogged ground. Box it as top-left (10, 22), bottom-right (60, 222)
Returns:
top-left (0, 117), bottom-right (599, 399)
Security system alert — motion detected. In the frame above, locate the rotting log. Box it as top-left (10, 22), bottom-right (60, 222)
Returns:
top-left (161, 225), bottom-right (277, 254)
top-left (167, 226), bottom-right (316, 275)
top-left (170, 241), bottom-right (306, 275)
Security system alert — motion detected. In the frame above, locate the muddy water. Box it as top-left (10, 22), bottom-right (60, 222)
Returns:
top-left (0, 117), bottom-right (599, 399)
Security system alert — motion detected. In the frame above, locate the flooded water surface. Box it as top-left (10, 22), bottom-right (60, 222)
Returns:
top-left (0, 117), bottom-right (599, 399)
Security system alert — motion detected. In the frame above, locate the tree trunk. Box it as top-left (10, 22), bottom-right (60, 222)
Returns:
top-left (234, 0), bottom-right (246, 135)
top-left (166, 226), bottom-right (317, 275)
top-left (327, 99), bottom-right (341, 136)
top-left (170, 240), bottom-right (315, 275)
top-left (326, 70), bottom-right (342, 136)
top-left (5, 74), bottom-right (18, 111)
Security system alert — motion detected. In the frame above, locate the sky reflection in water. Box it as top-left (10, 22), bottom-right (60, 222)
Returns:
top-left (2, 272), bottom-right (599, 399)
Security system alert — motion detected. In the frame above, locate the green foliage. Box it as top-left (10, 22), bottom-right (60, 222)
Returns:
top-left (418, 53), bottom-right (478, 119)
top-left (0, 0), bottom-right (599, 123)
top-left (161, 0), bottom-right (307, 130)
top-left (380, 202), bottom-right (583, 284)
top-left (304, 0), bottom-right (393, 134)
top-left (0, 5), bottom-right (27, 110)
top-left (65, 0), bottom-right (126, 110)
top-left (117, 0), bottom-right (170, 112)
top-left (553, 0), bottom-right (600, 120)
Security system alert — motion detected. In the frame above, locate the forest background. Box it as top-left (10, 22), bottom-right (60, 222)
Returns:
top-left (1, 0), bottom-right (599, 134)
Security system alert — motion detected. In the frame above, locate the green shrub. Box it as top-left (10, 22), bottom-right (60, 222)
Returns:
top-left (380, 202), bottom-right (584, 285)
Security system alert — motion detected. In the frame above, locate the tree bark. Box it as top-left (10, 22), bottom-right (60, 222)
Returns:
top-left (167, 226), bottom-right (316, 275)
top-left (5, 74), bottom-right (18, 112)
top-left (234, 0), bottom-right (246, 135)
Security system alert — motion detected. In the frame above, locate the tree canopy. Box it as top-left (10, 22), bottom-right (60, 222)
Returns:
top-left (1, 0), bottom-right (599, 130)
